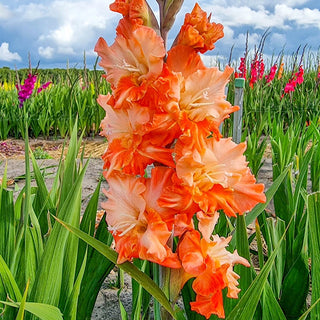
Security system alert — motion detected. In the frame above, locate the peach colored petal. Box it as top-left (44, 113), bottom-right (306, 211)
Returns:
top-left (139, 210), bottom-right (181, 268)
top-left (137, 64), bottom-right (181, 114)
top-left (158, 173), bottom-right (199, 235)
top-left (180, 66), bottom-right (239, 126)
top-left (205, 235), bottom-right (250, 268)
top-left (197, 210), bottom-right (220, 242)
top-left (102, 172), bottom-right (146, 236)
top-left (178, 230), bottom-right (206, 276)
top-left (144, 166), bottom-right (177, 227)
top-left (192, 261), bottom-right (227, 296)
top-left (225, 266), bottom-right (241, 299)
top-left (99, 99), bottom-right (177, 176)
top-left (177, 230), bottom-right (250, 318)
top-left (98, 94), bottom-right (134, 143)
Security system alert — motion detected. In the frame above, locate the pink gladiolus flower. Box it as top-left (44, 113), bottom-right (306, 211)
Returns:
top-left (16, 73), bottom-right (37, 108)
top-left (265, 64), bottom-right (277, 83)
top-left (283, 65), bottom-right (304, 96)
top-left (284, 79), bottom-right (296, 93)
top-left (296, 65), bottom-right (304, 85)
top-left (258, 58), bottom-right (265, 80)
top-left (37, 81), bottom-right (52, 93)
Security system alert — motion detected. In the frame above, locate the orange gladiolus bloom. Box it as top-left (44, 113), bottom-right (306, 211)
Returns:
top-left (95, 18), bottom-right (165, 90)
top-left (175, 137), bottom-right (266, 217)
top-left (98, 94), bottom-right (177, 176)
top-left (176, 3), bottom-right (224, 54)
top-left (179, 65), bottom-right (238, 126)
top-left (110, 0), bottom-right (148, 23)
top-left (178, 230), bottom-right (249, 319)
top-left (277, 62), bottom-right (284, 80)
top-left (102, 170), bottom-right (180, 268)
top-left (167, 45), bottom-right (238, 134)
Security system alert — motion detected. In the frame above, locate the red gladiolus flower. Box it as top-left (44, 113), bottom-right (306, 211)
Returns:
top-left (296, 65), bottom-right (304, 85)
top-left (237, 57), bottom-right (246, 79)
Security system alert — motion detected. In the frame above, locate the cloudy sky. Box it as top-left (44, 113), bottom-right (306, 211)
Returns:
top-left (0, 0), bottom-right (319, 69)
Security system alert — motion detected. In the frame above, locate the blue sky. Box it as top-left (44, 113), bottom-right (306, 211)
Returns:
top-left (0, 0), bottom-right (319, 69)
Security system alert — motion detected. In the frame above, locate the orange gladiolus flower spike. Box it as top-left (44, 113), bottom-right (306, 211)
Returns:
top-left (175, 3), bottom-right (224, 54)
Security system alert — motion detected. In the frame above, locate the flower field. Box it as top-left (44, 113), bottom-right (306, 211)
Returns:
top-left (1, 50), bottom-right (319, 140)
top-left (1, 0), bottom-right (320, 319)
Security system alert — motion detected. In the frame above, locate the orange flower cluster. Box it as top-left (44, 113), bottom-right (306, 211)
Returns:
top-left (96, 1), bottom-right (266, 318)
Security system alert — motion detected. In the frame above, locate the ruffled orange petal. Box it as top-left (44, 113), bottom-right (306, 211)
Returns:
top-left (190, 290), bottom-right (225, 319)
top-left (139, 209), bottom-right (181, 268)
top-left (176, 3), bottom-right (224, 54)
top-left (167, 45), bottom-right (205, 78)
top-left (175, 137), bottom-right (266, 216)
top-left (177, 230), bottom-right (206, 276)
top-left (102, 171), bottom-right (179, 267)
top-left (144, 166), bottom-right (177, 227)
top-left (110, 0), bottom-right (148, 22)
top-left (101, 171), bottom-right (146, 236)
top-left (192, 261), bottom-right (227, 296)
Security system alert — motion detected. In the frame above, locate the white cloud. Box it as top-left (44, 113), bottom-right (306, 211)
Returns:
top-left (16, 3), bottom-right (48, 21)
top-left (0, 42), bottom-right (21, 62)
top-left (8, 0), bottom-right (118, 55)
top-left (275, 4), bottom-right (320, 28)
top-left (201, 54), bottom-right (227, 67)
top-left (0, 3), bottom-right (11, 19)
top-left (57, 46), bottom-right (75, 55)
top-left (49, 24), bottom-right (74, 46)
top-left (270, 33), bottom-right (287, 48)
top-left (198, 2), bottom-right (320, 31)
top-left (38, 46), bottom-right (54, 59)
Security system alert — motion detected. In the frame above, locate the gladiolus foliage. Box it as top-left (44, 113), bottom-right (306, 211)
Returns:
top-left (96, 1), bottom-right (266, 318)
